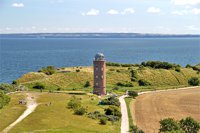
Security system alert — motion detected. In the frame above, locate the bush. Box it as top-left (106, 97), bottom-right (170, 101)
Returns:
top-left (179, 117), bottom-right (200, 133)
top-left (84, 81), bottom-right (91, 88)
top-left (112, 87), bottom-right (119, 91)
top-left (33, 82), bottom-right (45, 90)
top-left (175, 67), bottom-right (181, 72)
top-left (74, 106), bottom-right (87, 115)
top-left (128, 91), bottom-right (138, 98)
top-left (104, 106), bottom-right (121, 117)
top-left (138, 79), bottom-right (151, 86)
top-left (186, 64), bottom-right (192, 68)
top-left (188, 77), bottom-right (200, 86)
top-left (141, 61), bottom-right (179, 70)
top-left (100, 117), bottom-right (107, 125)
top-left (38, 66), bottom-right (56, 75)
top-left (0, 91), bottom-right (10, 109)
top-left (131, 77), bottom-right (137, 82)
top-left (100, 96), bottom-right (120, 106)
top-left (116, 82), bottom-right (133, 87)
top-left (67, 96), bottom-right (81, 109)
top-left (12, 80), bottom-right (18, 85)
top-left (76, 69), bottom-right (80, 72)
top-left (130, 125), bottom-right (145, 133)
top-left (0, 83), bottom-right (15, 93)
top-left (159, 118), bottom-right (180, 133)
top-left (88, 111), bottom-right (103, 119)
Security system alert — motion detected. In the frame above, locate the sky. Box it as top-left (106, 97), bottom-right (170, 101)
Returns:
top-left (0, 0), bottom-right (200, 34)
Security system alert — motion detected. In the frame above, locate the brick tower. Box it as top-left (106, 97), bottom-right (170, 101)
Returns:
top-left (93, 53), bottom-right (106, 96)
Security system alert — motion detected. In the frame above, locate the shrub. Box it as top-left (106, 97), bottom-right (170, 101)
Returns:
top-left (138, 79), bottom-right (151, 86)
top-left (33, 82), bottom-right (45, 90)
top-left (112, 87), bottom-right (119, 91)
top-left (104, 106), bottom-right (121, 117)
top-left (74, 106), bottom-right (87, 115)
top-left (130, 125), bottom-right (145, 133)
top-left (76, 69), bottom-right (80, 72)
top-left (130, 70), bottom-right (138, 78)
top-left (179, 117), bottom-right (200, 133)
top-left (141, 61), bottom-right (179, 70)
top-left (100, 117), bottom-right (107, 125)
top-left (175, 67), bottom-right (181, 72)
top-left (0, 83), bottom-right (15, 93)
top-left (116, 70), bottom-right (120, 72)
top-left (116, 82), bottom-right (133, 87)
top-left (67, 96), bottom-right (81, 109)
top-left (159, 118), bottom-right (180, 133)
top-left (38, 66), bottom-right (56, 75)
top-left (12, 80), bottom-right (18, 85)
top-left (84, 81), bottom-right (91, 88)
top-left (100, 96), bottom-right (120, 106)
top-left (186, 64), bottom-right (192, 68)
top-left (128, 91), bottom-right (138, 98)
top-left (88, 111), bottom-right (103, 119)
top-left (131, 77), bottom-right (137, 82)
top-left (188, 77), bottom-right (200, 86)
top-left (0, 91), bottom-right (10, 109)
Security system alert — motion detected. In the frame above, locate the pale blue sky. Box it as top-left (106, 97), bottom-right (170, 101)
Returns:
top-left (0, 0), bottom-right (200, 34)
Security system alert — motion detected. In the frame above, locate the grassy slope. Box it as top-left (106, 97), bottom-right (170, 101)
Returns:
top-left (0, 93), bottom-right (26, 131)
top-left (16, 66), bottom-right (200, 92)
top-left (10, 92), bottom-right (120, 133)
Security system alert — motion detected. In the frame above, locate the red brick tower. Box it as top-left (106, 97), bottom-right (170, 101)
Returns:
top-left (93, 53), bottom-right (106, 96)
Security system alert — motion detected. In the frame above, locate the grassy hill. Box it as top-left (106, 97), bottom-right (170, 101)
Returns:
top-left (16, 63), bottom-right (200, 92)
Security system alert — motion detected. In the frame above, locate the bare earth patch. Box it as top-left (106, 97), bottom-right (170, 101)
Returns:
top-left (134, 87), bottom-right (200, 133)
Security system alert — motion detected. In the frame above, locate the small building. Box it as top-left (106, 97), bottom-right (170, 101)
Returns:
top-left (93, 53), bottom-right (106, 96)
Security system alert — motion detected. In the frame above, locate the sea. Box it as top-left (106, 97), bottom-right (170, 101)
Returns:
top-left (0, 37), bottom-right (200, 83)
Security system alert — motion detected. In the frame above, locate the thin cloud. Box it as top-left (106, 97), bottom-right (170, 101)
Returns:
top-left (171, 8), bottom-right (200, 15)
top-left (171, 0), bottom-right (200, 5)
top-left (121, 8), bottom-right (135, 15)
top-left (81, 9), bottom-right (99, 16)
top-left (107, 9), bottom-right (119, 15)
top-left (12, 3), bottom-right (24, 8)
top-left (147, 7), bottom-right (161, 13)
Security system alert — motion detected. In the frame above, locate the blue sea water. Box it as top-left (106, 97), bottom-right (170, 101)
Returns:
top-left (0, 38), bottom-right (200, 83)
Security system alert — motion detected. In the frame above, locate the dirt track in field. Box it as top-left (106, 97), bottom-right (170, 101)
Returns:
top-left (134, 87), bottom-right (200, 133)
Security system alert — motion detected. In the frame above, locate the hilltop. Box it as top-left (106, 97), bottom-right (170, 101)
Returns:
top-left (15, 61), bottom-right (200, 93)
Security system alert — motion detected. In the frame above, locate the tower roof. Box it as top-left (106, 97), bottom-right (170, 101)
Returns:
top-left (94, 53), bottom-right (105, 61)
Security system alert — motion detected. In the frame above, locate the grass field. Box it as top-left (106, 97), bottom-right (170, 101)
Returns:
top-left (133, 87), bottom-right (200, 133)
top-left (16, 66), bottom-right (200, 93)
top-left (1, 92), bottom-right (120, 133)
top-left (0, 93), bottom-right (26, 131)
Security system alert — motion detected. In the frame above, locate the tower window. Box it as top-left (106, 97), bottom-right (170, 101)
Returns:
top-left (96, 67), bottom-right (98, 71)
top-left (96, 83), bottom-right (98, 86)
top-left (101, 67), bottom-right (103, 71)
top-left (101, 75), bottom-right (103, 79)
top-left (96, 75), bottom-right (98, 78)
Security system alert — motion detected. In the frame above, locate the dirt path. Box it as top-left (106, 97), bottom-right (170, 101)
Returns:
top-left (134, 87), bottom-right (200, 133)
top-left (119, 95), bottom-right (129, 133)
top-left (2, 93), bottom-right (38, 133)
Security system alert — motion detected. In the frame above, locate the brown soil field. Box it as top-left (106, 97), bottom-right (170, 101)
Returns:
top-left (134, 87), bottom-right (200, 133)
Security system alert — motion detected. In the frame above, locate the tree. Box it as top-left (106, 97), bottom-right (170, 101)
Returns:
top-left (179, 117), bottom-right (200, 133)
top-left (188, 77), bottom-right (200, 86)
top-left (159, 118), bottom-right (180, 133)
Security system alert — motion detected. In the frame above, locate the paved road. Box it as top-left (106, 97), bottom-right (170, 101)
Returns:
top-left (2, 93), bottom-right (38, 133)
top-left (119, 95), bottom-right (129, 133)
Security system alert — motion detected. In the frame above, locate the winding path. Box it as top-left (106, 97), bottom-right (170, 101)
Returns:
top-left (2, 93), bottom-right (38, 133)
top-left (119, 95), bottom-right (129, 133)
